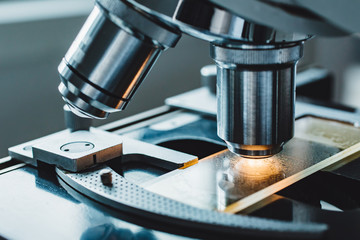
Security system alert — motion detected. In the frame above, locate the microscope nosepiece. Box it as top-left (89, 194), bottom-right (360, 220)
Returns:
top-left (58, 2), bottom-right (180, 119)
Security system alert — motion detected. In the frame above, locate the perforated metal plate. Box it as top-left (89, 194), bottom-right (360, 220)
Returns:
top-left (56, 167), bottom-right (326, 239)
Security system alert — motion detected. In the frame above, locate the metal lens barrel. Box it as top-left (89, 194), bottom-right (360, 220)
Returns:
top-left (211, 43), bottom-right (304, 157)
top-left (58, 2), bottom-right (180, 119)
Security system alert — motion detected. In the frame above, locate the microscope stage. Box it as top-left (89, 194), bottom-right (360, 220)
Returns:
top-left (2, 101), bottom-right (360, 240)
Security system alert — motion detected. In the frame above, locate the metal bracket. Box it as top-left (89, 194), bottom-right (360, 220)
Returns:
top-left (8, 128), bottom-right (123, 172)
top-left (8, 127), bottom-right (198, 173)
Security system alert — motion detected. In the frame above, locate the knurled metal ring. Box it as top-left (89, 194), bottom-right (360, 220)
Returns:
top-left (211, 43), bottom-right (304, 65)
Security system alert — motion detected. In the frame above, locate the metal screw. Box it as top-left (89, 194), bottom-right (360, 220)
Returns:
top-left (100, 169), bottom-right (112, 186)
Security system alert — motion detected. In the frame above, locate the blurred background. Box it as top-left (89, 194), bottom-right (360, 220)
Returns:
top-left (0, 0), bottom-right (360, 157)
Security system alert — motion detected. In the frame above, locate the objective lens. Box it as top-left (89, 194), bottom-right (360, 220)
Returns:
top-left (58, 3), bottom-right (180, 119)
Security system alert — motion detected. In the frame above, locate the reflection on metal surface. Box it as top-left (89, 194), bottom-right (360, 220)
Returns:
top-left (224, 117), bottom-right (360, 213)
top-left (145, 137), bottom-right (338, 210)
top-left (217, 157), bottom-right (285, 210)
top-left (145, 117), bottom-right (360, 212)
top-left (224, 140), bottom-right (360, 214)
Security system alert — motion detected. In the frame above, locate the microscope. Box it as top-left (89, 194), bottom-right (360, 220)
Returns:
top-left (58, 0), bottom-right (306, 158)
top-left (3, 1), bottom-right (360, 239)
top-left (57, 0), bottom-right (358, 158)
